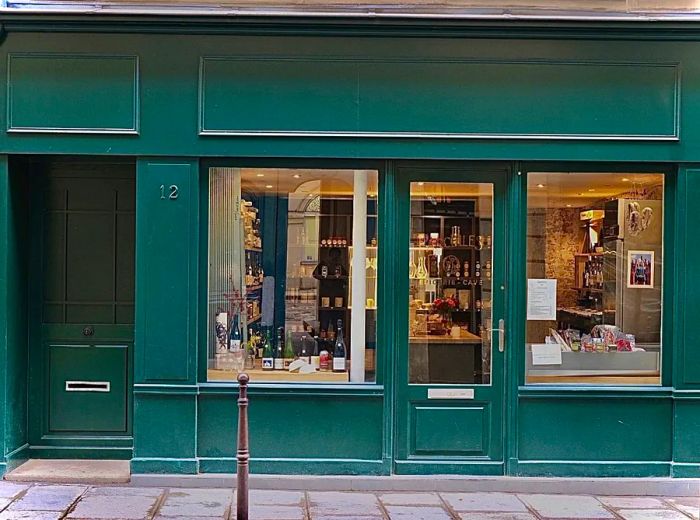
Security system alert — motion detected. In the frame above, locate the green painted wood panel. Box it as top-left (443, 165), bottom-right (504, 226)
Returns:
top-left (518, 397), bottom-right (673, 462)
top-left (673, 399), bottom-right (700, 463)
top-left (136, 159), bottom-right (198, 383)
top-left (678, 168), bottom-right (700, 386)
top-left (7, 54), bottom-right (139, 134)
top-left (197, 393), bottom-right (383, 461)
top-left (201, 57), bottom-right (678, 139)
top-left (413, 405), bottom-right (487, 455)
top-left (48, 344), bottom-right (128, 433)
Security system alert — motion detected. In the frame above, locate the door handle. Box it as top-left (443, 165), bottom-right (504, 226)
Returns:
top-left (489, 318), bottom-right (505, 353)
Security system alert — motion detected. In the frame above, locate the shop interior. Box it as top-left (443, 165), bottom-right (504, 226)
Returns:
top-left (207, 167), bottom-right (378, 383)
top-left (526, 172), bottom-right (664, 385)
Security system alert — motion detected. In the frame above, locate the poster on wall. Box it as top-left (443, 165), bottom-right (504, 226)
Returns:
top-left (527, 278), bottom-right (557, 320)
top-left (627, 250), bottom-right (654, 289)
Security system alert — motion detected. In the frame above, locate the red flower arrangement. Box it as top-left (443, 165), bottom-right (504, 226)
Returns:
top-left (432, 296), bottom-right (458, 315)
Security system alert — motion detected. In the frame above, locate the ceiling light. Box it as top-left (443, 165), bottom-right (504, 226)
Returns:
top-left (536, 183), bottom-right (545, 188)
top-left (256, 173), bottom-right (265, 177)
top-left (293, 174), bottom-right (301, 179)
top-left (622, 177), bottom-right (630, 182)
top-left (588, 188), bottom-right (595, 192)
top-left (566, 204), bottom-right (572, 208)
top-left (265, 185), bottom-right (273, 189)
top-left (418, 182), bottom-right (425, 186)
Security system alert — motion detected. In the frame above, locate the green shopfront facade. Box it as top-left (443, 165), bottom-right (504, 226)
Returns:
top-left (0, 12), bottom-right (699, 479)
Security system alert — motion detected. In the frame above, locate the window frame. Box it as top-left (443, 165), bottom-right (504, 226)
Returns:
top-left (197, 158), bottom-right (389, 389)
top-left (518, 161), bottom-right (676, 390)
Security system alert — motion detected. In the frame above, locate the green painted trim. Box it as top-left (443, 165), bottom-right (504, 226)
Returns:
top-left (131, 457), bottom-right (198, 474)
top-left (199, 457), bottom-right (386, 475)
top-left (394, 460), bottom-right (504, 476)
top-left (26, 446), bottom-right (133, 460)
top-left (134, 384), bottom-right (199, 395)
top-left (519, 387), bottom-right (675, 399)
top-left (671, 463), bottom-right (700, 478)
top-left (516, 461), bottom-right (672, 478)
top-left (197, 382), bottom-right (383, 397)
top-left (10, 14), bottom-right (700, 42)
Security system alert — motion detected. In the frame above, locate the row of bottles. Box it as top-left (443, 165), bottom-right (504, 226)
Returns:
top-left (245, 251), bottom-right (264, 287)
top-left (258, 320), bottom-right (347, 372)
top-left (409, 255), bottom-right (491, 280)
top-left (583, 256), bottom-right (604, 289)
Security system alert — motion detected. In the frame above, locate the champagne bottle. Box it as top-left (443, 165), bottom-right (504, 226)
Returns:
top-left (332, 319), bottom-right (347, 373)
top-left (274, 327), bottom-right (285, 370)
top-left (283, 329), bottom-right (295, 369)
top-left (311, 334), bottom-right (320, 370)
top-left (262, 330), bottom-right (273, 371)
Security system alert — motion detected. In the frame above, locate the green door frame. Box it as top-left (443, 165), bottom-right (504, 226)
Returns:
top-left (392, 161), bottom-right (511, 475)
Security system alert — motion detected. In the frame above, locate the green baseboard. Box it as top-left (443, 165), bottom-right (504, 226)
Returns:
top-left (671, 463), bottom-right (700, 477)
top-left (197, 457), bottom-right (387, 476)
top-left (131, 457), bottom-right (198, 474)
top-left (516, 461), bottom-right (672, 478)
top-left (393, 460), bottom-right (504, 476)
top-left (25, 446), bottom-right (132, 460)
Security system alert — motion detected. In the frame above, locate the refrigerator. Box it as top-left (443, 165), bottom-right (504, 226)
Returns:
top-left (602, 198), bottom-right (663, 346)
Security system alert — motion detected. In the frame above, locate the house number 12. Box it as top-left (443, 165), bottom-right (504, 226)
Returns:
top-left (160, 184), bottom-right (179, 200)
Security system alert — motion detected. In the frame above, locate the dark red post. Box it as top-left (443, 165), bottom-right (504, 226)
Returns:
top-left (236, 373), bottom-right (250, 520)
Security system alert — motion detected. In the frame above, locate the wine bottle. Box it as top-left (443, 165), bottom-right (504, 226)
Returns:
top-left (332, 319), bottom-right (347, 373)
top-left (274, 327), bottom-right (285, 370)
top-left (311, 334), bottom-right (320, 369)
top-left (300, 334), bottom-right (311, 364)
top-left (262, 330), bottom-right (273, 371)
top-left (283, 329), bottom-right (295, 369)
top-left (229, 314), bottom-right (242, 352)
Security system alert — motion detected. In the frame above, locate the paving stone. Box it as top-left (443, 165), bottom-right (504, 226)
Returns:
top-left (0, 499), bottom-right (14, 511)
top-left (0, 512), bottom-right (64, 520)
top-left (240, 504), bottom-right (305, 519)
top-left (458, 514), bottom-right (537, 520)
top-left (442, 492), bottom-right (528, 512)
top-left (615, 509), bottom-right (692, 520)
top-left (597, 497), bottom-right (666, 509)
top-left (312, 516), bottom-right (382, 520)
top-left (249, 489), bottom-right (306, 506)
top-left (666, 497), bottom-right (700, 520)
top-left (518, 494), bottom-right (614, 519)
top-left (66, 490), bottom-right (160, 519)
top-left (309, 492), bottom-right (382, 516)
top-left (380, 493), bottom-right (442, 506)
top-left (9, 485), bottom-right (86, 512)
top-left (158, 488), bottom-right (232, 518)
top-left (384, 505), bottom-right (452, 519)
top-left (0, 483), bottom-right (29, 499)
top-left (84, 486), bottom-right (164, 498)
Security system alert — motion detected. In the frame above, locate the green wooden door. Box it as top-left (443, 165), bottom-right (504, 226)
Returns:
top-left (394, 163), bottom-right (508, 475)
top-left (31, 160), bottom-right (135, 440)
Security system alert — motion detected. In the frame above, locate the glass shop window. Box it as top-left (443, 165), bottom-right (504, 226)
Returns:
top-left (525, 172), bottom-right (664, 385)
top-left (207, 167), bottom-right (379, 384)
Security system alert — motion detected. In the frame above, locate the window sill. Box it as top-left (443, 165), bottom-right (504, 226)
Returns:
top-left (198, 381), bottom-right (384, 397)
top-left (518, 384), bottom-right (673, 399)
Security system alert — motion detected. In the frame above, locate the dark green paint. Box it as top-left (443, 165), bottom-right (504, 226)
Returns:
top-left (7, 54), bottom-right (138, 133)
top-left (0, 18), bottom-right (698, 477)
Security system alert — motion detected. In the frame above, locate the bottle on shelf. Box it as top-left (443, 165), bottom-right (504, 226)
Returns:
top-left (428, 253), bottom-right (439, 278)
top-left (300, 333), bottom-right (311, 364)
top-left (262, 330), bottom-right (273, 371)
top-left (274, 327), bottom-right (285, 371)
top-left (328, 321), bottom-right (336, 342)
top-left (311, 335), bottom-right (320, 370)
top-left (229, 314), bottom-right (242, 352)
top-left (283, 329), bottom-right (295, 369)
top-left (332, 319), bottom-right (347, 373)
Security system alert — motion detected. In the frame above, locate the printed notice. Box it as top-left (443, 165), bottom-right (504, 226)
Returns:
top-left (531, 343), bottom-right (563, 366)
top-left (527, 278), bottom-right (557, 321)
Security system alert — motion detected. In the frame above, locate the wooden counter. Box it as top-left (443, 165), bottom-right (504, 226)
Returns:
top-left (410, 332), bottom-right (482, 344)
top-left (208, 367), bottom-right (349, 383)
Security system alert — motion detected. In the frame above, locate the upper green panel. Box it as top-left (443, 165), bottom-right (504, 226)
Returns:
top-left (201, 57), bottom-right (678, 140)
top-left (7, 54), bottom-right (138, 134)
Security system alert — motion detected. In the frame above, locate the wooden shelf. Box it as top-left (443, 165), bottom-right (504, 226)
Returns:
top-left (208, 367), bottom-right (349, 383)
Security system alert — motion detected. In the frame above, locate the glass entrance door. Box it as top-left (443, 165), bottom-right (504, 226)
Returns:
top-left (394, 165), bottom-right (508, 474)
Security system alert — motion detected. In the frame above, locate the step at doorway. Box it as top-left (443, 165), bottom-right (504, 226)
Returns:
top-left (5, 460), bottom-right (130, 484)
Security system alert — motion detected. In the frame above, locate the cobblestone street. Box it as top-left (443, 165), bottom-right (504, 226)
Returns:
top-left (0, 482), bottom-right (697, 520)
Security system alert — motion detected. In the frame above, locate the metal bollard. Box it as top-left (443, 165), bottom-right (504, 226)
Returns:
top-left (236, 373), bottom-right (250, 520)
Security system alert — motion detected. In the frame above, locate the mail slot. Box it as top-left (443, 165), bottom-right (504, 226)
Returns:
top-left (65, 381), bottom-right (111, 392)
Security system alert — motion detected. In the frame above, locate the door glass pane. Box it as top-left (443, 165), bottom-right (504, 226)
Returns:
top-left (408, 182), bottom-right (493, 385)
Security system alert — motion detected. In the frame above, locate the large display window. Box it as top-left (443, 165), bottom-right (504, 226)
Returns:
top-left (525, 171), bottom-right (664, 385)
top-left (207, 167), bottom-right (379, 383)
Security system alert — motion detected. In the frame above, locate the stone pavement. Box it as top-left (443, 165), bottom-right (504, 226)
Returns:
top-left (0, 481), bottom-right (697, 520)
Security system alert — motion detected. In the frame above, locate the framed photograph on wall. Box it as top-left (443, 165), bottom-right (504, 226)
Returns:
top-left (627, 250), bottom-right (654, 289)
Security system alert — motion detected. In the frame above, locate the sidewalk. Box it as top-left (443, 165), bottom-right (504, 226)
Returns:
top-left (0, 482), bottom-right (697, 520)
